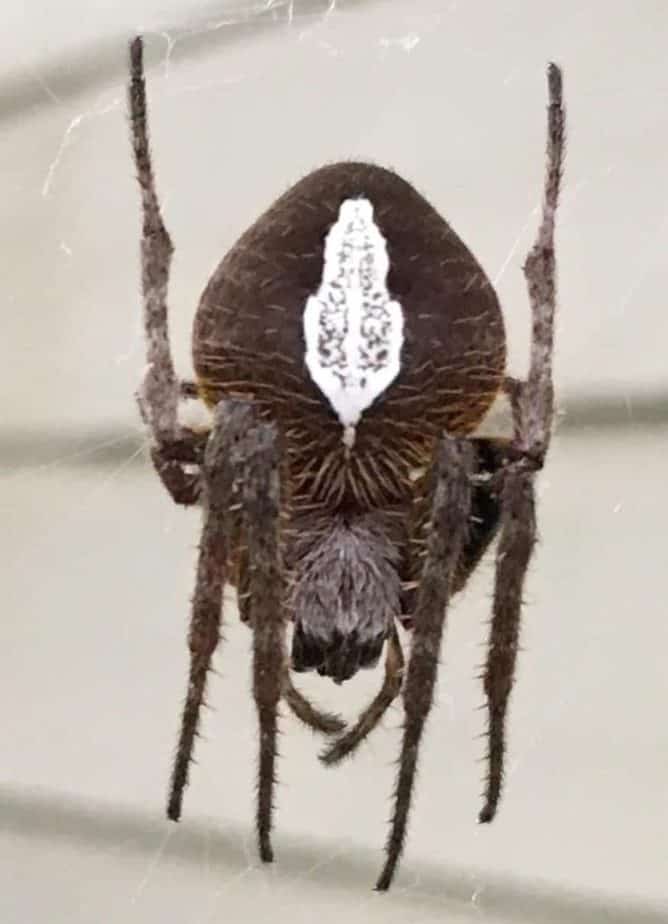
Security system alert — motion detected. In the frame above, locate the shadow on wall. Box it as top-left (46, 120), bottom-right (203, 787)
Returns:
top-left (0, 0), bottom-right (376, 125)
top-left (3, 783), bottom-right (666, 924)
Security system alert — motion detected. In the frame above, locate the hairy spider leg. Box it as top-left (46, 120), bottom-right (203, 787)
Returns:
top-left (165, 400), bottom-right (285, 865)
top-left (283, 676), bottom-right (346, 735)
top-left (167, 401), bottom-right (245, 822)
top-left (376, 437), bottom-right (474, 891)
top-left (479, 62), bottom-right (565, 825)
top-left (128, 37), bottom-right (177, 442)
top-left (239, 411), bottom-right (286, 861)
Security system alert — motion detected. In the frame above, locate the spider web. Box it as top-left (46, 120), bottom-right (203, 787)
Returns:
top-left (2, 1), bottom-right (668, 923)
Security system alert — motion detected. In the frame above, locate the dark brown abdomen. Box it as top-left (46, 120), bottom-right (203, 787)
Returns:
top-left (193, 161), bottom-right (506, 512)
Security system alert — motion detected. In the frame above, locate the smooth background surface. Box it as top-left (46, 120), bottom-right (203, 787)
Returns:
top-left (1, 1), bottom-right (667, 922)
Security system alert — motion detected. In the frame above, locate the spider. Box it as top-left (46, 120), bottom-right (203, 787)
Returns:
top-left (127, 36), bottom-right (565, 891)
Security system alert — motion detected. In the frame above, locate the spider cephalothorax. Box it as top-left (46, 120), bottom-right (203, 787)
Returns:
top-left (128, 36), bottom-right (565, 891)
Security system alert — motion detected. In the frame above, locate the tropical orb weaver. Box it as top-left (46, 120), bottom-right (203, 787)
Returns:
top-left (128, 36), bottom-right (564, 890)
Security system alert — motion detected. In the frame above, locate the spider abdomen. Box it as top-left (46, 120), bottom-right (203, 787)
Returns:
top-left (193, 161), bottom-right (506, 511)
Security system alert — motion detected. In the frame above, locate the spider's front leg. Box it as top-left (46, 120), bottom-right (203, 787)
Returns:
top-left (479, 62), bottom-right (565, 825)
top-left (129, 37), bottom-right (204, 506)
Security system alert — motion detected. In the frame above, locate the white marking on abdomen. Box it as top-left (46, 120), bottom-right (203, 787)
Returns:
top-left (303, 198), bottom-right (404, 445)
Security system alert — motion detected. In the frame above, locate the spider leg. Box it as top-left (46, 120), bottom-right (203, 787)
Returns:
top-left (479, 63), bottom-right (565, 825)
top-left (241, 418), bottom-right (286, 863)
top-left (167, 400), bottom-right (293, 864)
top-left (128, 36), bottom-right (178, 443)
top-left (376, 437), bottom-right (474, 891)
top-left (400, 438), bottom-right (509, 632)
top-left (479, 470), bottom-right (535, 823)
top-left (167, 401), bottom-right (250, 822)
top-left (148, 432), bottom-right (207, 506)
top-left (240, 547), bottom-right (345, 737)
top-left (319, 626), bottom-right (404, 766)
top-left (283, 675), bottom-right (346, 736)
top-left (522, 63), bottom-right (565, 461)
top-left (128, 37), bottom-right (203, 505)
